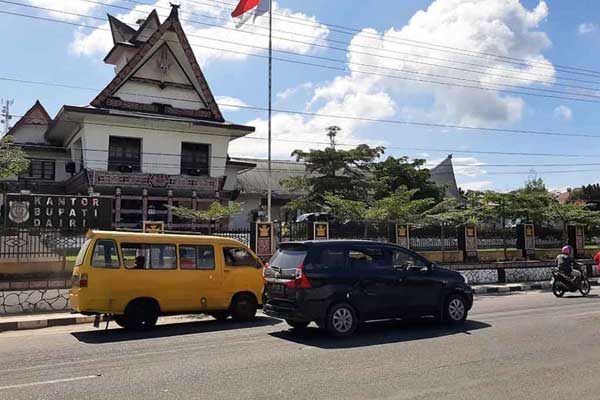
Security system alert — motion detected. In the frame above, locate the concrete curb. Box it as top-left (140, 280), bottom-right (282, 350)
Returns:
top-left (0, 315), bottom-right (98, 333)
top-left (474, 278), bottom-right (600, 295)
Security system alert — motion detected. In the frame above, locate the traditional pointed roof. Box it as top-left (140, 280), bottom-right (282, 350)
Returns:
top-left (93, 5), bottom-right (224, 122)
top-left (430, 154), bottom-right (461, 199)
top-left (108, 14), bottom-right (137, 44)
top-left (6, 100), bottom-right (52, 137)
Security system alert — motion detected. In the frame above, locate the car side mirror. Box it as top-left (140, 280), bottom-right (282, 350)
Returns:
top-left (429, 263), bottom-right (437, 271)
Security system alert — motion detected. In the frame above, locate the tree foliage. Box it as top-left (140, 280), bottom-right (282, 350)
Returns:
top-left (0, 136), bottom-right (29, 180)
top-left (169, 202), bottom-right (242, 223)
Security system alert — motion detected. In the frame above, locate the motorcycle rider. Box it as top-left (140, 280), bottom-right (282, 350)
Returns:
top-left (556, 245), bottom-right (581, 282)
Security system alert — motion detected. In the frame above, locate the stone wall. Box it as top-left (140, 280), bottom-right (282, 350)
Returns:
top-left (0, 289), bottom-right (69, 315)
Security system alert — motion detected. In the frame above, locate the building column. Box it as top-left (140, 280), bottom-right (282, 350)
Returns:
top-left (115, 187), bottom-right (122, 227)
top-left (167, 189), bottom-right (173, 229)
top-left (191, 190), bottom-right (198, 231)
top-left (142, 189), bottom-right (148, 222)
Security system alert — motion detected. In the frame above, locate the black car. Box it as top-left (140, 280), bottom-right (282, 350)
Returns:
top-left (263, 240), bottom-right (473, 336)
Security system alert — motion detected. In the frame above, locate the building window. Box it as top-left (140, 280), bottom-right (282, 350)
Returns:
top-left (108, 136), bottom-right (141, 173)
top-left (181, 143), bottom-right (209, 176)
top-left (20, 159), bottom-right (55, 180)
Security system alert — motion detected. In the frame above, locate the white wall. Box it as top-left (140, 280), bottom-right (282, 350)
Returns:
top-left (79, 115), bottom-right (234, 178)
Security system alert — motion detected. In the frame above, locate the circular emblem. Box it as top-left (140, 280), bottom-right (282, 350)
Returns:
top-left (8, 201), bottom-right (30, 224)
top-left (149, 174), bottom-right (170, 188)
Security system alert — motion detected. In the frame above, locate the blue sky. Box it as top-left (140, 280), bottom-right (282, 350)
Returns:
top-left (2, 0), bottom-right (600, 192)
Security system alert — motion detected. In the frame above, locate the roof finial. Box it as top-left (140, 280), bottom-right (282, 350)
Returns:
top-left (169, 2), bottom-right (181, 18)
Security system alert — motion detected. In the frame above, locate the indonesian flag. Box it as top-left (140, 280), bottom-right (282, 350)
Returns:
top-left (232, 0), bottom-right (269, 27)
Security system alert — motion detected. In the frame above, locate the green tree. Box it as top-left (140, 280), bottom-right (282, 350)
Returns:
top-left (168, 202), bottom-right (242, 234)
top-left (0, 136), bottom-right (29, 180)
top-left (282, 144), bottom-right (385, 213)
top-left (370, 156), bottom-right (445, 201)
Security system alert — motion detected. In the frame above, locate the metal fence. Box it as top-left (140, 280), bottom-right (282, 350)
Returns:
top-left (0, 228), bottom-right (87, 260)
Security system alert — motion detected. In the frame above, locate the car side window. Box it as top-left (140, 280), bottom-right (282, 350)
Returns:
top-left (391, 249), bottom-right (427, 271)
top-left (307, 248), bottom-right (347, 272)
top-left (180, 245), bottom-right (215, 270)
top-left (91, 239), bottom-right (120, 268)
top-left (223, 247), bottom-right (258, 267)
top-left (349, 247), bottom-right (389, 272)
top-left (121, 243), bottom-right (177, 270)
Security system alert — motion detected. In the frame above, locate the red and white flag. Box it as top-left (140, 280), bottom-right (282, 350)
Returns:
top-left (231, 0), bottom-right (270, 27)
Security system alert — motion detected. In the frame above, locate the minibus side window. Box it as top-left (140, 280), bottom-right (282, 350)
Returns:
top-left (122, 243), bottom-right (177, 270)
top-left (91, 240), bottom-right (120, 269)
top-left (180, 245), bottom-right (215, 270)
top-left (223, 247), bottom-right (260, 268)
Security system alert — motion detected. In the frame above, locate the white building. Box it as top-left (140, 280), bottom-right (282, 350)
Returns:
top-left (3, 5), bottom-right (256, 230)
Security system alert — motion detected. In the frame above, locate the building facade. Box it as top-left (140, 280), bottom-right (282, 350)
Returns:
top-left (2, 5), bottom-right (255, 230)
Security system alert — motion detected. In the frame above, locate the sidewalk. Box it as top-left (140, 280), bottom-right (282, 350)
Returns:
top-left (2, 279), bottom-right (600, 333)
top-left (473, 277), bottom-right (600, 294)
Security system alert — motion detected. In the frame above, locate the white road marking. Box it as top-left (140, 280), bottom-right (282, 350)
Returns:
top-left (0, 375), bottom-right (99, 390)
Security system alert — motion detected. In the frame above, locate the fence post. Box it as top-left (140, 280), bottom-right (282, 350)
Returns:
top-left (567, 225), bottom-right (586, 258)
top-left (254, 222), bottom-right (274, 262)
top-left (516, 224), bottom-right (535, 259)
top-left (458, 225), bottom-right (478, 262)
top-left (395, 224), bottom-right (409, 248)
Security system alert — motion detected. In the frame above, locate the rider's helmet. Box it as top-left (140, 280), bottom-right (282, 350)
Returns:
top-left (561, 245), bottom-right (573, 256)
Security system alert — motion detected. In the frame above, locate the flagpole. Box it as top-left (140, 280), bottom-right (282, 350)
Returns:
top-left (267, 0), bottom-right (273, 222)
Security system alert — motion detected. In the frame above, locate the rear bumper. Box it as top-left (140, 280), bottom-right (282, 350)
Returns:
top-left (263, 299), bottom-right (326, 323)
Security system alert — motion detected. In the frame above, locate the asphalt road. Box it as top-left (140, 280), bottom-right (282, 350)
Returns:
top-left (2, 291), bottom-right (600, 400)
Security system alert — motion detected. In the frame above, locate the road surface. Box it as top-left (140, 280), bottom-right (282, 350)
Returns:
top-left (1, 291), bottom-right (600, 400)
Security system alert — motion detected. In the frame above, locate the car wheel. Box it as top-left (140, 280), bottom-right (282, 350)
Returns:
top-left (114, 315), bottom-right (129, 329)
top-left (209, 311), bottom-right (230, 321)
top-left (231, 294), bottom-right (258, 322)
top-left (286, 319), bottom-right (310, 330)
top-left (443, 294), bottom-right (468, 325)
top-left (125, 300), bottom-right (159, 331)
top-left (326, 303), bottom-right (358, 336)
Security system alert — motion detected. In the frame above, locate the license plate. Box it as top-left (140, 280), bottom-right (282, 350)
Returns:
top-left (270, 283), bottom-right (286, 296)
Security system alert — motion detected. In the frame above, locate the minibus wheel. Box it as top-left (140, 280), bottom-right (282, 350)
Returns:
top-left (209, 311), bottom-right (230, 321)
top-left (125, 299), bottom-right (159, 331)
top-left (230, 293), bottom-right (257, 322)
top-left (114, 315), bottom-right (129, 329)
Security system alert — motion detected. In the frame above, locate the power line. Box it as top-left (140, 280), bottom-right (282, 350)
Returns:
top-left (6, 76), bottom-right (600, 141)
top-left (9, 0), bottom-right (600, 90)
top-left (4, 11), bottom-right (600, 108)
top-left (182, 0), bottom-right (600, 78)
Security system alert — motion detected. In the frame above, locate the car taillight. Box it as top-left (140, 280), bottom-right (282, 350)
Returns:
top-left (263, 262), bottom-right (269, 278)
top-left (286, 263), bottom-right (311, 289)
top-left (79, 273), bottom-right (88, 288)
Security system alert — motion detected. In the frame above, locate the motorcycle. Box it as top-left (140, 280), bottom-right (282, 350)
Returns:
top-left (551, 263), bottom-right (591, 297)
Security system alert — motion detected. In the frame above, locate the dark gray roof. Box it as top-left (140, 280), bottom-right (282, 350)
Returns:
top-left (234, 158), bottom-right (306, 196)
top-left (430, 155), bottom-right (460, 199)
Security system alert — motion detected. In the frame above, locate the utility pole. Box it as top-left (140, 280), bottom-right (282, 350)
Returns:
top-left (326, 126), bottom-right (341, 150)
top-left (0, 99), bottom-right (14, 136)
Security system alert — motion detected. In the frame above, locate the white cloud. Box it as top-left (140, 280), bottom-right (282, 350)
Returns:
top-left (314, 0), bottom-right (553, 128)
top-left (460, 180), bottom-right (493, 191)
top-left (553, 105), bottom-right (572, 121)
top-left (215, 96), bottom-right (248, 112)
top-left (28, 0), bottom-right (115, 21)
top-left (276, 83), bottom-right (313, 101)
top-left (578, 22), bottom-right (597, 35)
top-left (69, 1), bottom-right (329, 66)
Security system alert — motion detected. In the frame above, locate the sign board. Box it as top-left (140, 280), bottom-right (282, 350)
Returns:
top-left (5, 194), bottom-right (112, 229)
top-left (313, 222), bottom-right (329, 241)
top-left (143, 221), bottom-right (165, 233)
top-left (255, 222), bottom-right (274, 258)
top-left (396, 224), bottom-right (410, 248)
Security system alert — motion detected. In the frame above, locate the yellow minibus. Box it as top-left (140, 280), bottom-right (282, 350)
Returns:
top-left (70, 230), bottom-right (264, 330)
